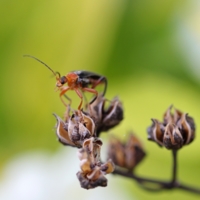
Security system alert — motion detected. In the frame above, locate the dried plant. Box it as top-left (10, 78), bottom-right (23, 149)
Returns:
top-left (52, 75), bottom-right (200, 194)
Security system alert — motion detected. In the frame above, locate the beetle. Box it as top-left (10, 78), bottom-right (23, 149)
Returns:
top-left (24, 55), bottom-right (107, 110)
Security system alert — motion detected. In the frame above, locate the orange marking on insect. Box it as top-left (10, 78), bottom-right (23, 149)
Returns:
top-left (66, 73), bottom-right (78, 88)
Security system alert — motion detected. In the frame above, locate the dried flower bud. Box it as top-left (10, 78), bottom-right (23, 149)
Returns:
top-left (147, 105), bottom-right (195, 149)
top-left (53, 109), bottom-right (95, 148)
top-left (107, 133), bottom-right (146, 171)
top-left (77, 137), bottom-right (115, 189)
top-left (88, 95), bottom-right (123, 136)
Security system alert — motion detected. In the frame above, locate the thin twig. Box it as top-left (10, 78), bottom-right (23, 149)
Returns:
top-left (113, 168), bottom-right (169, 188)
top-left (112, 167), bottom-right (200, 194)
top-left (178, 183), bottom-right (200, 194)
top-left (171, 149), bottom-right (177, 184)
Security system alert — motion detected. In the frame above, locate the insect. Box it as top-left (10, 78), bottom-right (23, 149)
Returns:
top-left (24, 55), bottom-right (107, 110)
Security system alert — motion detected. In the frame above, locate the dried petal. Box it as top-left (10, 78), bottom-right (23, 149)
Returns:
top-left (68, 116), bottom-right (80, 142)
top-left (88, 94), bottom-right (104, 122)
top-left (78, 149), bottom-right (93, 173)
top-left (77, 148), bottom-right (88, 161)
top-left (82, 113), bottom-right (95, 137)
top-left (125, 134), bottom-right (146, 170)
top-left (77, 171), bottom-right (107, 189)
top-left (102, 97), bottom-right (123, 130)
top-left (173, 108), bottom-right (183, 124)
top-left (53, 113), bottom-right (77, 147)
top-left (86, 167), bottom-right (102, 181)
top-left (78, 122), bottom-right (91, 139)
top-left (147, 119), bottom-right (164, 146)
top-left (163, 106), bottom-right (183, 125)
top-left (100, 159), bottom-right (115, 174)
top-left (163, 124), bottom-right (183, 149)
top-left (80, 159), bottom-right (92, 174)
top-left (163, 105), bottom-right (173, 125)
top-left (177, 113), bottom-right (195, 144)
top-left (82, 138), bottom-right (102, 165)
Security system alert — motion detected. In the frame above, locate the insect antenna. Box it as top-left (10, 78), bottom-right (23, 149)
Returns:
top-left (23, 54), bottom-right (57, 77)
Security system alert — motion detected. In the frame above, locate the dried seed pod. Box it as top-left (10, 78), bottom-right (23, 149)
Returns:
top-left (77, 138), bottom-right (114, 189)
top-left (88, 95), bottom-right (124, 136)
top-left (53, 110), bottom-right (96, 148)
top-left (147, 105), bottom-right (195, 150)
top-left (107, 133), bottom-right (146, 171)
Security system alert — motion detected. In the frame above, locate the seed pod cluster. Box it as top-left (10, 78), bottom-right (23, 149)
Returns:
top-left (53, 94), bottom-right (123, 189)
top-left (147, 105), bottom-right (195, 150)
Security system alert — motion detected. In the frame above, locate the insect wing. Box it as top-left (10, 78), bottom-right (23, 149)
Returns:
top-left (72, 70), bottom-right (102, 80)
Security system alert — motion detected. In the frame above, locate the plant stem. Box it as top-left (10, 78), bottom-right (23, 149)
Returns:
top-left (171, 149), bottom-right (177, 184)
top-left (113, 163), bottom-right (200, 194)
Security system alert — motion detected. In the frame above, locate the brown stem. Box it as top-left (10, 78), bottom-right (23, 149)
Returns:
top-left (178, 184), bottom-right (200, 194)
top-left (112, 167), bottom-right (200, 194)
top-left (113, 168), bottom-right (169, 189)
top-left (171, 149), bottom-right (177, 184)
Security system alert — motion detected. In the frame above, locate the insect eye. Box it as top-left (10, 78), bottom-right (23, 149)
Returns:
top-left (60, 76), bottom-right (67, 84)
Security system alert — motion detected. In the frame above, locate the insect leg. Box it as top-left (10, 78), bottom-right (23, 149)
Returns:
top-left (64, 94), bottom-right (72, 104)
top-left (92, 76), bottom-right (107, 96)
top-left (74, 88), bottom-right (83, 110)
top-left (60, 87), bottom-right (71, 107)
top-left (82, 87), bottom-right (98, 105)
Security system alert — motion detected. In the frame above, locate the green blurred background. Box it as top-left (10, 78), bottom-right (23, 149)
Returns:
top-left (1, 0), bottom-right (200, 199)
